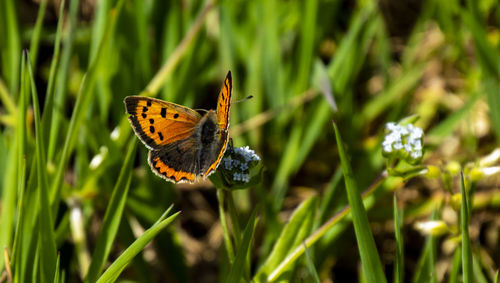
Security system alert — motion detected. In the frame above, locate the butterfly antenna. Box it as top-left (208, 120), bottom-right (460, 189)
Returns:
top-left (233, 95), bottom-right (253, 104)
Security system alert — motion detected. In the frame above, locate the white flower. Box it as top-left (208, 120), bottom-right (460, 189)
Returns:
top-left (233, 146), bottom-right (261, 162)
top-left (382, 122), bottom-right (424, 163)
top-left (220, 146), bottom-right (261, 185)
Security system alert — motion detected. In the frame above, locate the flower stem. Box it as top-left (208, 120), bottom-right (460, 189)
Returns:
top-left (217, 189), bottom-right (235, 264)
top-left (226, 191), bottom-right (242, 246)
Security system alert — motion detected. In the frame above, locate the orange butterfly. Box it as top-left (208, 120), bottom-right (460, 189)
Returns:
top-left (124, 71), bottom-right (232, 183)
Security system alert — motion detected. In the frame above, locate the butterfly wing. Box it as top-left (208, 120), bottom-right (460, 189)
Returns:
top-left (202, 71), bottom-right (232, 176)
top-left (124, 96), bottom-right (202, 150)
top-left (216, 71), bottom-right (232, 130)
top-left (148, 137), bottom-right (200, 183)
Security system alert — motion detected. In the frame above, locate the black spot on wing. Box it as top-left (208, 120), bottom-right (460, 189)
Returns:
top-left (147, 100), bottom-right (152, 107)
top-left (161, 108), bottom-right (166, 118)
top-left (143, 106), bottom-right (148, 112)
top-left (173, 113), bottom-right (179, 119)
top-left (128, 115), bottom-right (158, 149)
top-left (158, 132), bottom-right (164, 141)
top-left (150, 126), bottom-right (155, 133)
top-left (149, 118), bottom-right (154, 124)
top-left (142, 113), bottom-right (147, 118)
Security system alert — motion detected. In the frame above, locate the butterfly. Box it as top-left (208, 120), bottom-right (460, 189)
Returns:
top-left (124, 71), bottom-right (232, 183)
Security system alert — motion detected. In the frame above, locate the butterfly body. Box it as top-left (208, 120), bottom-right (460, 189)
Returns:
top-left (124, 71), bottom-right (232, 183)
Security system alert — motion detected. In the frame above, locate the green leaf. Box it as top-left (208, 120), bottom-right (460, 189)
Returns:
top-left (225, 209), bottom-right (258, 283)
top-left (28, 51), bottom-right (57, 283)
top-left (461, 172), bottom-right (473, 283)
top-left (255, 196), bottom-right (318, 282)
top-left (96, 208), bottom-right (179, 283)
top-left (84, 140), bottom-right (137, 282)
top-left (332, 122), bottom-right (387, 283)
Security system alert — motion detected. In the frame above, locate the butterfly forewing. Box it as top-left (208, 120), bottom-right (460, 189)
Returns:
top-left (124, 96), bottom-right (202, 150)
top-left (216, 71), bottom-right (232, 130)
top-left (203, 71), bottom-right (232, 176)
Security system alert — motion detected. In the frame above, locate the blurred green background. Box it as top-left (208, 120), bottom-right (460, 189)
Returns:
top-left (1, 0), bottom-right (500, 282)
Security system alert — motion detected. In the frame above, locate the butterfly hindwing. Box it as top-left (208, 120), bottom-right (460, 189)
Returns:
top-left (124, 96), bottom-right (202, 150)
top-left (148, 137), bottom-right (200, 183)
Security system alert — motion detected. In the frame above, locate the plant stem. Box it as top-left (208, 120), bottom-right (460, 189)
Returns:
top-left (226, 191), bottom-right (242, 247)
top-left (217, 189), bottom-right (235, 264)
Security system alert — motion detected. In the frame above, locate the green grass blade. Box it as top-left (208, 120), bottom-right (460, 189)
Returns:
top-left (0, 127), bottom-right (18, 273)
top-left (461, 172), bottom-right (472, 283)
top-left (427, 92), bottom-right (481, 143)
top-left (483, 76), bottom-right (500, 140)
top-left (472, 256), bottom-right (488, 283)
top-left (293, 100), bottom-right (332, 173)
top-left (53, 254), bottom-right (60, 283)
top-left (332, 122), bottom-right (387, 283)
top-left (28, 52), bottom-right (57, 283)
top-left (360, 65), bottom-right (424, 124)
top-left (225, 209), bottom-right (258, 283)
top-left (96, 210), bottom-right (180, 283)
top-left (0, 52), bottom-right (27, 274)
top-left (271, 124), bottom-right (302, 211)
top-left (394, 194), bottom-right (404, 283)
top-left (1, 0), bottom-right (21, 93)
top-left (28, 0), bottom-right (48, 67)
top-left (41, 0), bottom-right (65, 147)
top-left (303, 242), bottom-right (320, 283)
top-left (448, 248), bottom-right (461, 283)
top-left (85, 140), bottom-right (137, 283)
top-left (494, 270), bottom-right (499, 283)
top-left (412, 210), bottom-right (438, 283)
top-left (47, 0), bottom-right (79, 162)
top-left (13, 160), bottom-right (39, 283)
top-left (295, 0), bottom-right (318, 93)
top-left (50, 0), bottom-right (124, 210)
top-left (256, 196), bottom-right (318, 282)
top-left (460, 9), bottom-right (499, 78)
top-left (316, 168), bottom-right (342, 225)
top-left (0, 72), bottom-right (16, 115)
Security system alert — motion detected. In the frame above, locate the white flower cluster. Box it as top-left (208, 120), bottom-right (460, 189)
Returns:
top-left (233, 146), bottom-right (261, 162)
top-left (233, 172), bottom-right (250, 182)
top-left (223, 146), bottom-right (261, 183)
top-left (382, 122), bottom-right (423, 161)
